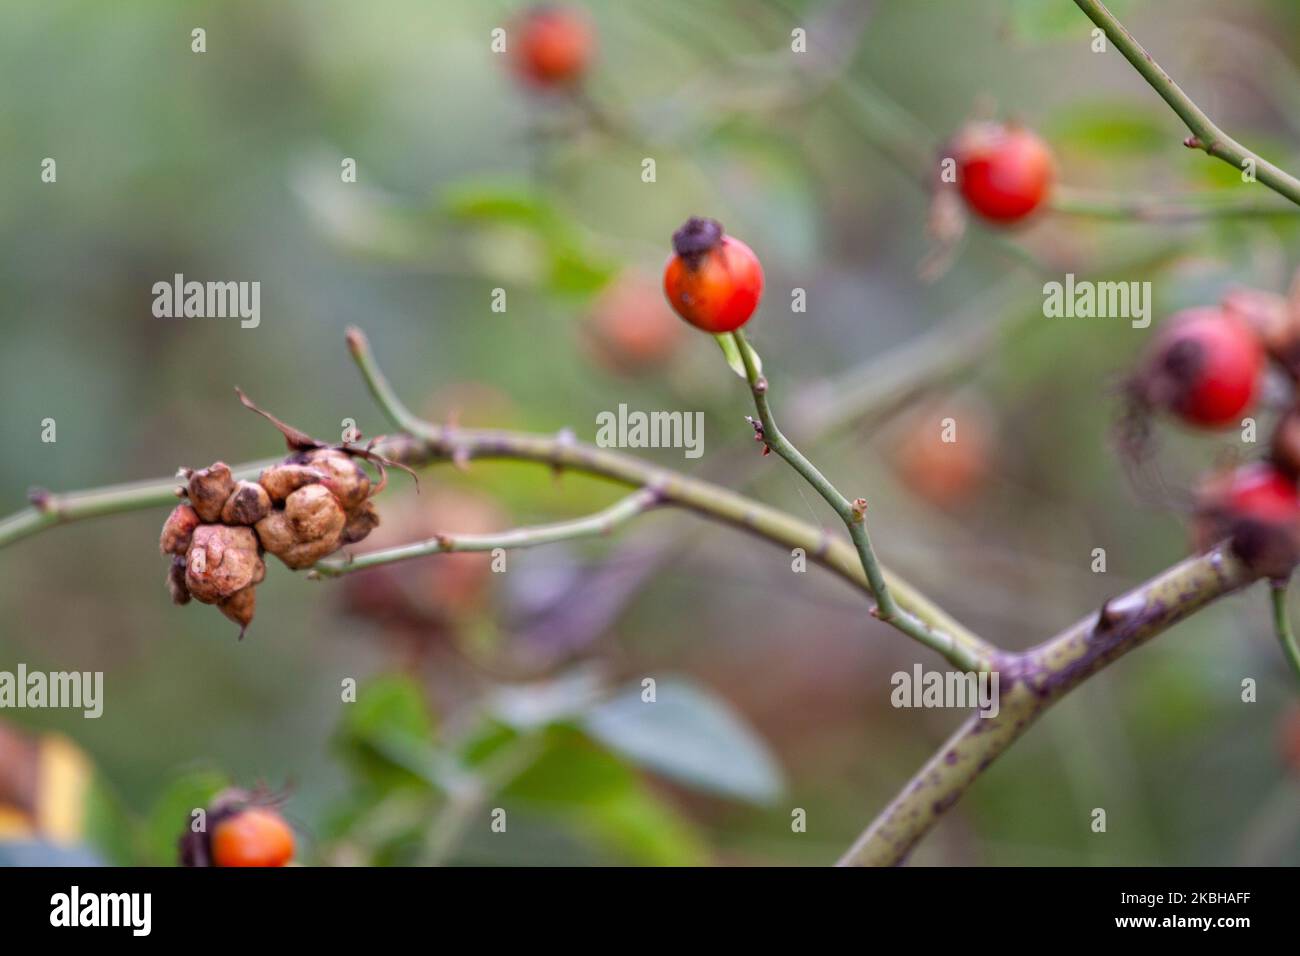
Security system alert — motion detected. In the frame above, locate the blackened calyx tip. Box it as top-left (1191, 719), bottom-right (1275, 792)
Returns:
top-left (672, 217), bottom-right (724, 261)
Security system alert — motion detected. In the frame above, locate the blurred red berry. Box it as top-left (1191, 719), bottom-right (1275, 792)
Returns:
top-left (955, 122), bottom-right (1054, 224)
top-left (211, 807), bottom-right (294, 868)
top-left (891, 404), bottom-right (992, 510)
top-left (1194, 461), bottom-right (1300, 577)
top-left (584, 271), bottom-right (685, 373)
top-left (1137, 308), bottom-right (1264, 429)
top-left (509, 5), bottom-right (594, 89)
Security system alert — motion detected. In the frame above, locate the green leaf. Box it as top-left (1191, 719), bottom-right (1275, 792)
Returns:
top-left (141, 770), bottom-right (228, 866)
top-left (80, 776), bottom-right (140, 866)
top-left (336, 675), bottom-right (455, 792)
top-left (581, 678), bottom-right (784, 804)
top-left (485, 666), bottom-right (606, 731)
top-left (501, 726), bottom-right (709, 865)
top-left (715, 332), bottom-right (761, 380)
top-left (442, 179), bottom-right (619, 297)
top-left (1047, 103), bottom-right (1172, 156)
top-left (442, 181), bottom-right (557, 231)
top-left (1006, 0), bottom-right (1131, 42)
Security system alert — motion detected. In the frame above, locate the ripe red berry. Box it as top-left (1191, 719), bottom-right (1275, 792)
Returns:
top-left (954, 122), bottom-right (1054, 224)
top-left (1136, 309), bottom-right (1264, 428)
top-left (663, 217), bottom-right (764, 334)
top-left (211, 807), bottom-right (295, 868)
top-left (584, 271), bottom-right (685, 373)
top-left (509, 5), bottom-right (594, 89)
top-left (1194, 462), bottom-right (1300, 577)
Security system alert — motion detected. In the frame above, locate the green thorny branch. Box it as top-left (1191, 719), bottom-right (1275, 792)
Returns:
top-left (0, 329), bottom-right (1275, 865)
top-left (1073, 0), bottom-right (1300, 209)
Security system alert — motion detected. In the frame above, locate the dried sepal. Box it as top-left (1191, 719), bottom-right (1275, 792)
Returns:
top-left (235, 388), bottom-right (326, 452)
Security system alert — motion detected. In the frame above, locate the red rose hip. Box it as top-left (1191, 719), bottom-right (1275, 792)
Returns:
top-left (509, 5), bottom-right (594, 89)
top-left (211, 807), bottom-right (295, 868)
top-left (1194, 462), bottom-right (1300, 577)
top-left (663, 217), bottom-right (764, 334)
top-left (955, 122), bottom-right (1055, 224)
top-left (1136, 308), bottom-right (1264, 429)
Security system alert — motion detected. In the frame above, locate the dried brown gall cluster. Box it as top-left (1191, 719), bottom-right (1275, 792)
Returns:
top-left (158, 393), bottom-right (397, 635)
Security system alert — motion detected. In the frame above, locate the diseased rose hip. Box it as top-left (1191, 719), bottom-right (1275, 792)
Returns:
top-left (663, 217), bottom-right (764, 334)
top-left (162, 396), bottom-right (390, 636)
top-left (1194, 461), bottom-right (1300, 578)
top-left (954, 122), bottom-right (1054, 224)
top-left (1135, 308), bottom-right (1264, 429)
top-left (509, 5), bottom-right (594, 89)
top-left (184, 525), bottom-right (265, 605)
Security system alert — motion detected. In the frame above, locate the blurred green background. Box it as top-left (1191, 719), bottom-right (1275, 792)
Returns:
top-left (1, 0), bottom-right (1298, 865)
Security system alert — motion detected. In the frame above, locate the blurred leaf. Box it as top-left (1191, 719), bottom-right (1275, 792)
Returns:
top-left (142, 770), bottom-right (228, 866)
top-left (1006, 0), bottom-right (1131, 41)
top-left (336, 675), bottom-right (456, 792)
top-left (442, 179), bottom-right (618, 295)
top-left (502, 726), bottom-right (708, 865)
top-left (80, 777), bottom-right (139, 866)
top-left (582, 678), bottom-right (784, 804)
top-left (443, 181), bottom-right (556, 231)
top-left (1047, 103), bottom-right (1172, 155)
top-left (485, 666), bottom-right (605, 730)
top-left (341, 674), bottom-right (435, 742)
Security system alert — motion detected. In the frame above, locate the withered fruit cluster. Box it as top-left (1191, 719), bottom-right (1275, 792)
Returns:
top-left (159, 392), bottom-right (399, 636)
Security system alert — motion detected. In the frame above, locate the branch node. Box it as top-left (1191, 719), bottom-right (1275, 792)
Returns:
top-left (851, 497), bottom-right (868, 522)
top-left (27, 487), bottom-right (54, 513)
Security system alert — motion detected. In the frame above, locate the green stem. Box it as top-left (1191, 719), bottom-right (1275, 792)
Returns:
top-left (1050, 184), bottom-right (1294, 221)
top-left (1051, 184), bottom-right (1300, 221)
top-left (0, 460), bottom-right (277, 549)
top-left (730, 329), bottom-right (981, 671)
top-left (313, 489), bottom-right (661, 577)
top-left (1270, 580), bottom-right (1300, 686)
top-left (1073, 0), bottom-right (1300, 208)
top-left (0, 331), bottom-right (995, 672)
top-left (348, 328), bottom-right (992, 671)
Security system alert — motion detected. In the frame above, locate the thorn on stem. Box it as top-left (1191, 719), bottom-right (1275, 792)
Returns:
top-left (744, 416), bottom-right (771, 455)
